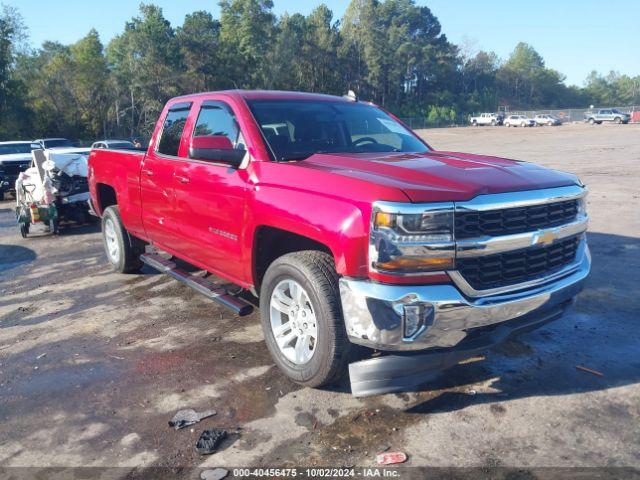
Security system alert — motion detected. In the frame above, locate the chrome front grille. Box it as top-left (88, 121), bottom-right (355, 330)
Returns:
top-left (456, 235), bottom-right (580, 291)
top-left (455, 199), bottom-right (579, 239)
top-left (451, 185), bottom-right (588, 296)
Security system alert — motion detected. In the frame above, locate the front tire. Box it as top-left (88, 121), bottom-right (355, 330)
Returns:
top-left (101, 205), bottom-right (144, 273)
top-left (588, 118), bottom-right (595, 125)
top-left (260, 251), bottom-right (350, 388)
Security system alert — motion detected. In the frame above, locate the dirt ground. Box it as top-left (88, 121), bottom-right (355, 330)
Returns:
top-left (1, 123), bottom-right (639, 476)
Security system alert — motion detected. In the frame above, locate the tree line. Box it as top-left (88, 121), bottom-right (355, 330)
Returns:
top-left (1, 1), bottom-right (639, 141)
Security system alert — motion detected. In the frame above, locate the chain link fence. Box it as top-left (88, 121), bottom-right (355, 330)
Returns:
top-left (402, 105), bottom-right (640, 129)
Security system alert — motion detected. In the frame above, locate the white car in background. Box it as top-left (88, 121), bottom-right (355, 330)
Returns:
top-left (504, 115), bottom-right (535, 127)
top-left (534, 114), bottom-right (561, 126)
top-left (91, 139), bottom-right (137, 149)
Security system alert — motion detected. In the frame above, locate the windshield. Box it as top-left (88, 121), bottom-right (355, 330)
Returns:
top-left (0, 143), bottom-right (33, 155)
top-left (43, 139), bottom-right (74, 148)
top-left (247, 100), bottom-right (429, 161)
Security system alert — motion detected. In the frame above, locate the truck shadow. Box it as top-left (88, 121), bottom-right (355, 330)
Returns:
top-left (0, 244), bottom-right (37, 273)
top-left (396, 231), bottom-right (640, 413)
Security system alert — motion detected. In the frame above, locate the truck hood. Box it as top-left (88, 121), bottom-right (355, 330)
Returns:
top-left (299, 151), bottom-right (580, 202)
top-left (0, 153), bottom-right (32, 163)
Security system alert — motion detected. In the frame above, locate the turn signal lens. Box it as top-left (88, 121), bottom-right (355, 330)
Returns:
top-left (374, 211), bottom-right (395, 228)
top-left (375, 256), bottom-right (454, 272)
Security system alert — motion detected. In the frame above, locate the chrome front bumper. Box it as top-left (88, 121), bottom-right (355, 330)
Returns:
top-left (339, 242), bottom-right (591, 351)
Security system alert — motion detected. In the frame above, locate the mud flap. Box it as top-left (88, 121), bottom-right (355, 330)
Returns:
top-left (349, 303), bottom-right (568, 397)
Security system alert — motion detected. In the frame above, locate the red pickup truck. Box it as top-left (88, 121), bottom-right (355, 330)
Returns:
top-left (88, 90), bottom-right (590, 396)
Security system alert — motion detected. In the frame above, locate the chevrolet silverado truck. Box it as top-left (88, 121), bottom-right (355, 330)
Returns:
top-left (88, 90), bottom-right (591, 396)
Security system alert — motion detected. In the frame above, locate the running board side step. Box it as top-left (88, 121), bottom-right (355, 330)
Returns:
top-left (140, 254), bottom-right (254, 316)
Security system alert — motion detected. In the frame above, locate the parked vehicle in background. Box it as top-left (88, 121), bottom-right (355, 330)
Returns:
top-left (33, 138), bottom-right (75, 149)
top-left (534, 114), bottom-right (561, 126)
top-left (88, 90), bottom-right (590, 396)
top-left (0, 141), bottom-right (39, 201)
top-left (91, 140), bottom-right (137, 150)
top-left (584, 109), bottom-right (630, 124)
top-left (504, 115), bottom-right (535, 127)
top-left (469, 113), bottom-right (503, 126)
top-left (15, 148), bottom-right (92, 236)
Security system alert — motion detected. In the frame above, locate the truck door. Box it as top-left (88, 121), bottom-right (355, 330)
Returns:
top-left (140, 101), bottom-right (192, 248)
top-left (172, 100), bottom-right (249, 283)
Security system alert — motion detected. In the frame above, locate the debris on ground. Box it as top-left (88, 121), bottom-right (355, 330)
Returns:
top-left (458, 355), bottom-right (485, 365)
top-left (376, 451), bottom-right (407, 465)
top-left (200, 468), bottom-right (229, 480)
top-left (576, 365), bottom-right (604, 377)
top-left (195, 429), bottom-right (228, 455)
top-left (36, 353), bottom-right (47, 360)
top-left (168, 409), bottom-right (216, 430)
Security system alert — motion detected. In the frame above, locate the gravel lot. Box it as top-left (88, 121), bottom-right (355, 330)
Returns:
top-left (1, 123), bottom-right (639, 475)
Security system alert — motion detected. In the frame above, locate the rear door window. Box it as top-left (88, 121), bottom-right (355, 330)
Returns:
top-left (157, 103), bottom-right (192, 156)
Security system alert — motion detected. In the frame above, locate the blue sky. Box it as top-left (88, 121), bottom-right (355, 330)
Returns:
top-left (7, 0), bottom-right (639, 86)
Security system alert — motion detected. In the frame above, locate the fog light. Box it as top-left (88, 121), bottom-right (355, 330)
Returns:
top-left (403, 304), bottom-right (434, 338)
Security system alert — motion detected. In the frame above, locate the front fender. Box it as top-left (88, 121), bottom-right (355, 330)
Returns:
top-left (245, 185), bottom-right (372, 281)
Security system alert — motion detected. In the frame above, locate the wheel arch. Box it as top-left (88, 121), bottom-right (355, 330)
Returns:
top-left (95, 183), bottom-right (117, 215)
top-left (252, 226), bottom-right (335, 294)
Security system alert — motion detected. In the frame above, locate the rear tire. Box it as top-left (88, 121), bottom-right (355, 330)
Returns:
top-left (20, 223), bottom-right (29, 238)
top-left (260, 251), bottom-right (350, 388)
top-left (101, 205), bottom-right (144, 273)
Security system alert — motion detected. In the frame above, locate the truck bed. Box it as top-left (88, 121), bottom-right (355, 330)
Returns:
top-left (88, 147), bottom-right (147, 238)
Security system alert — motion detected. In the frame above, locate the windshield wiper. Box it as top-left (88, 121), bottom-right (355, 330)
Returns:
top-left (279, 154), bottom-right (312, 162)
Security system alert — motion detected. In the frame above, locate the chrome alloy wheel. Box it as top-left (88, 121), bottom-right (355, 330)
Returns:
top-left (269, 279), bottom-right (318, 365)
top-left (104, 217), bottom-right (120, 263)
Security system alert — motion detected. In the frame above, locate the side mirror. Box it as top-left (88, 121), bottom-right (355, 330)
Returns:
top-left (189, 135), bottom-right (246, 168)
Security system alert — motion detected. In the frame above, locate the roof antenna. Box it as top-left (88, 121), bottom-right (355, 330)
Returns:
top-left (343, 90), bottom-right (358, 102)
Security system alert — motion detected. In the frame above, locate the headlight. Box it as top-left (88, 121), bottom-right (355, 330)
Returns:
top-left (369, 202), bottom-right (455, 275)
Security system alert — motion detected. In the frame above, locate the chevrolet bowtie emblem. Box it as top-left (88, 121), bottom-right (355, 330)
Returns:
top-left (534, 230), bottom-right (556, 246)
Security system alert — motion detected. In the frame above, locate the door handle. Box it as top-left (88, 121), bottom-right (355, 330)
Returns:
top-left (175, 174), bottom-right (190, 184)
top-left (142, 168), bottom-right (154, 177)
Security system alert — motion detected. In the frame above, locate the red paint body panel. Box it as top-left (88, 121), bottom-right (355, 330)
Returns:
top-left (88, 90), bottom-right (579, 289)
